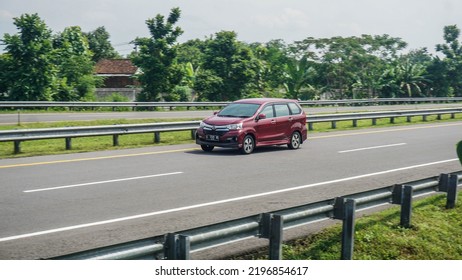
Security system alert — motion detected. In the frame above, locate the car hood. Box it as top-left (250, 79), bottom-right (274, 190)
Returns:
top-left (203, 116), bottom-right (247, 125)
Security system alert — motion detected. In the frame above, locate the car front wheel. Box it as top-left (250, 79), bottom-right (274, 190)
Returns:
top-left (201, 144), bottom-right (214, 152)
top-left (240, 135), bottom-right (255, 154)
top-left (288, 131), bottom-right (301, 149)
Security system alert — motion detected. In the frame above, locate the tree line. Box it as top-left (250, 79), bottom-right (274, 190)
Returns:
top-left (1, 7), bottom-right (462, 102)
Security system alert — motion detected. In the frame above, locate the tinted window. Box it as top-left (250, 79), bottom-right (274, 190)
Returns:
top-left (288, 102), bottom-right (302, 114)
top-left (274, 104), bottom-right (290, 117)
top-left (260, 105), bottom-right (275, 118)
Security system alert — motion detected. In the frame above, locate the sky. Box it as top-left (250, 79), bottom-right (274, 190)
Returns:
top-left (1, 0), bottom-right (462, 55)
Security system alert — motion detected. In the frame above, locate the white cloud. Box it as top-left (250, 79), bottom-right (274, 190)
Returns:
top-left (254, 8), bottom-right (309, 29)
top-left (0, 9), bottom-right (14, 22)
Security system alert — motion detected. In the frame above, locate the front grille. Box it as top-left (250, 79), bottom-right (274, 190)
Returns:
top-left (203, 124), bottom-right (229, 136)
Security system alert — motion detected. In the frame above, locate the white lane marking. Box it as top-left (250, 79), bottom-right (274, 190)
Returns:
top-left (1, 158), bottom-right (458, 242)
top-left (338, 143), bottom-right (407, 154)
top-left (23, 172), bottom-right (183, 193)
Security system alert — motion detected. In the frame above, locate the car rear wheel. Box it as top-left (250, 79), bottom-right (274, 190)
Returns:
top-left (201, 144), bottom-right (214, 152)
top-left (288, 131), bottom-right (301, 149)
top-left (240, 135), bottom-right (255, 154)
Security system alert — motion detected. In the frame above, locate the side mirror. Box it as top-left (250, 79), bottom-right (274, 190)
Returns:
top-left (257, 113), bottom-right (266, 120)
top-left (213, 111), bottom-right (218, 115)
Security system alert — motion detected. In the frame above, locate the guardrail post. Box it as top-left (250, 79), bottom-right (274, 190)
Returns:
top-left (439, 174), bottom-right (459, 209)
top-left (390, 117), bottom-right (395, 124)
top-left (260, 213), bottom-right (284, 260)
top-left (164, 233), bottom-right (190, 260)
top-left (113, 135), bottom-right (119, 146)
top-left (191, 129), bottom-right (196, 140)
top-left (423, 115), bottom-right (427, 121)
top-left (179, 235), bottom-right (191, 260)
top-left (331, 121), bottom-right (337, 129)
top-left (65, 137), bottom-right (72, 150)
top-left (14, 140), bottom-right (21, 154)
top-left (401, 185), bottom-right (413, 228)
top-left (352, 119), bottom-right (357, 127)
top-left (333, 197), bottom-right (356, 260)
top-left (391, 184), bottom-right (403, 205)
top-left (154, 132), bottom-right (160, 143)
top-left (308, 123), bottom-right (314, 131)
top-left (372, 118), bottom-right (377, 125)
top-left (406, 116), bottom-right (412, 122)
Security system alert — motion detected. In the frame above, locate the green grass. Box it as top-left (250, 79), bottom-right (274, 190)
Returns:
top-left (1, 113), bottom-right (462, 158)
top-left (233, 193), bottom-right (462, 260)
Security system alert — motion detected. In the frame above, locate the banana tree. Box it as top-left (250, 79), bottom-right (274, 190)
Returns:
top-left (283, 56), bottom-right (316, 99)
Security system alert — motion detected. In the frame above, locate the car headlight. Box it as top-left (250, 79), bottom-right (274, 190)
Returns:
top-left (199, 121), bottom-right (206, 128)
top-left (227, 123), bottom-right (243, 130)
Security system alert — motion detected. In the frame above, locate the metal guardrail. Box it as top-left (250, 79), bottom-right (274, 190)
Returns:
top-left (1, 108), bottom-right (462, 154)
top-left (50, 171), bottom-right (462, 260)
top-left (301, 97), bottom-right (462, 106)
top-left (1, 97), bottom-right (462, 109)
top-left (0, 121), bottom-right (200, 154)
top-left (306, 107), bottom-right (462, 130)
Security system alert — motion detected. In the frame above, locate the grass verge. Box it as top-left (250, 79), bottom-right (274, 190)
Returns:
top-left (232, 192), bottom-right (462, 260)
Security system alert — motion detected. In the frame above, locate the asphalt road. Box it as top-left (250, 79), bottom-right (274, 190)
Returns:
top-left (0, 121), bottom-right (462, 259)
top-left (2, 103), bottom-right (462, 124)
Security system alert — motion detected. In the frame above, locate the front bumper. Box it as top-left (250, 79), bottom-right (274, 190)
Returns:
top-left (195, 137), bottom-right (240, 148)
top-left (195, 128), bottom-right (241, 149)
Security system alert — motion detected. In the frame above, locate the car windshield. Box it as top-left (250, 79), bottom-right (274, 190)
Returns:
top-left (217, 103), bottom-right (260, 118)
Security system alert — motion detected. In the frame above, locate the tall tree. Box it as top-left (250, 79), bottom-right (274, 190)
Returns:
top-left (195, 31), bottom-right (257, 101)
top-left (249, 40), bottom-right (290, 97)
top-left (53, 26), bottom-right (101, 101)
top-left (2, 13), bottom-right (55, 101)
top-left (0, 54), bottom-right (10, 97)
top-left (434, 25), bottom-right (462, 96)
top-left (84, 26), bottom-right (120, 62)
top-left (292, 35), bottom-right (407, 99)
top-left (132, 7), bottom-right (184, 101)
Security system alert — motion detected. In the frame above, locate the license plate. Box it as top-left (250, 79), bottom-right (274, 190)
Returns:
top-left (206, 135), bottom-right (220, 141)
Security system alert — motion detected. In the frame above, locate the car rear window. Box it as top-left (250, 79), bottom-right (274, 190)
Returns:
top-left (288, 102), bottom-right (302, 114)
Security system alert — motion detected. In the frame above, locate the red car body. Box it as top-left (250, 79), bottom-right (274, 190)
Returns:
top-left (196, 98), bottom-right (307, 154)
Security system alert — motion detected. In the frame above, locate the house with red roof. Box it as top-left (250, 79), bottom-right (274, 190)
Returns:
top-left (94, 59), bottom-right (141, 101)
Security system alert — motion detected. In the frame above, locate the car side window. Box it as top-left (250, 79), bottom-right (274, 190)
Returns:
top-left (260, 105), bottom-right (275, 118)
top-left (274, 104), bottom-right (290, 117)
top-left (288, 102), bottom-right (301, 115)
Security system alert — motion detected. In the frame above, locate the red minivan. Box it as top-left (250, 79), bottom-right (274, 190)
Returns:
top-left (196, 98), bottom-right (307, 154)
